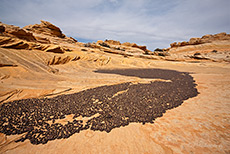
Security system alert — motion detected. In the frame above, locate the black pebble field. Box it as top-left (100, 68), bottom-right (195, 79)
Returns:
top-left (0, 69), bottom-right (199, 145)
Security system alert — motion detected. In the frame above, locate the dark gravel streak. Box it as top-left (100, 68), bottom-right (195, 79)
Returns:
top-left (0, 69), bottom-right (198, 145)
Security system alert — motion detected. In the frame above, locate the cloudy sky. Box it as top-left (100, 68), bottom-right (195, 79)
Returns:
top-left (0, 0), bottom-right (229, 50)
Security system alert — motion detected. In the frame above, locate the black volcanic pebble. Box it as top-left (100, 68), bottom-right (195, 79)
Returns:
top-left (0, 68), bottom-right (198, 145)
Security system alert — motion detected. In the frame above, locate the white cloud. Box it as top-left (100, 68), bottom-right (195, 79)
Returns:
top-left (0, 0), bottom-right (229, 50)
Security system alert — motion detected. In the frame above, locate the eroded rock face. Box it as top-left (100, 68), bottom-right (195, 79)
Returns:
top-left (170, 32), bottom-right (230, 48)
top-left (34, 35), bottom-right (51, 44)
top-left (45, 45), bottom-right (65, 53)
top-left (47, 56), bottom-right (76, 65)
top-left (0, 23), bottom-right (36, 42)
top-left (0, 36), bottom-right (30, 49)
top-left (24, 20), bottom-right (65, 38)
top-left (104, 40), bottom-right (121, 45)
top-left (122, 42), bottom-right (150, 53)
top-left (188, 38), bottom-right (201, 45)
top-left (0, 36), bottom-right (64, 53)
top-left (7, 28), bottom-right (36, 42)
top-left (1, 40), bottom-right (29, 49)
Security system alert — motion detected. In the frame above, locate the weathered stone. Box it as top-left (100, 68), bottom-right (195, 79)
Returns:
top-left (170, 42), bottom-right (178, 48)
top-left (47, 56), bottom-right (72, 65)
top-left (1, 40), bottom-right (29, 49)
top-left (0, 25), bottom-right (5, 33)
top-left (105, 39), bottom-right (121, 45)
top-left (189, 38), bottom-right (201, 45)
top-left (24, 20), bottom-right (65, 38)
top-left (44, 45), bottom-right (65, 53)
top-left (7, 27), bottom-right (36, 42)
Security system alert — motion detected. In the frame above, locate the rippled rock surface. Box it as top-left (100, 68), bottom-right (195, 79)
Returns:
top-left (0, 69), bottom-right (198, 145)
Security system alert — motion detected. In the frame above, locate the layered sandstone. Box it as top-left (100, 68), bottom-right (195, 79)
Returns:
top-left (170, 32), bottom-right (230, 48)
top-left (24, 20), bottom-right (65, 38)
top-left (0, 21), bottom-right (230, 154)
top-left (0, 22), bottom-right (36, 41)
top-left (166, 33), bottom-right (230, 62)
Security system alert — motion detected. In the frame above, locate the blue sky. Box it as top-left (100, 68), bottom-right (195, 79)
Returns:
top-left (0, 0), bottom-right (229, 50)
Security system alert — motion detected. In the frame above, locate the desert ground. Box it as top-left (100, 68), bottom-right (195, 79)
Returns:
top-left (0, 48), bottom-right (229, 154)
top-left (0, 21), bottom-right (230, 153)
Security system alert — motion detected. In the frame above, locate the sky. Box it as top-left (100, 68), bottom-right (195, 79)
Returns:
top-left (0, 0), bottom-right (229, 50)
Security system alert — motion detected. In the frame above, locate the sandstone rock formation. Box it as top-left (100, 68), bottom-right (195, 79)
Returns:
top-left (170, 32), bottom-right (230, 48)
top-left (84, 40), bottom-right (150, 56)
top-left (47, 56), bottom-right (78, 65)
top-left (0, 20), bottom-right (229, 64)
top-left (45, 45), bottom-right (65, 53)
top-left (0, 22), bottom-right (36, 41)
top-left (0, 20), bottom-right (230, 154)
top-left (23, 20), bottom-right (78, 45)
top-left (0, 21), bottom-right (81, 53)
top-left (104, 39), bottom-right (121, 45)
top-left (7, 28), bottom-right (36, 42)
top-left (24, 20), bottom-right (65, 38)
top-left (167, 32), bottom-right (230, 62)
